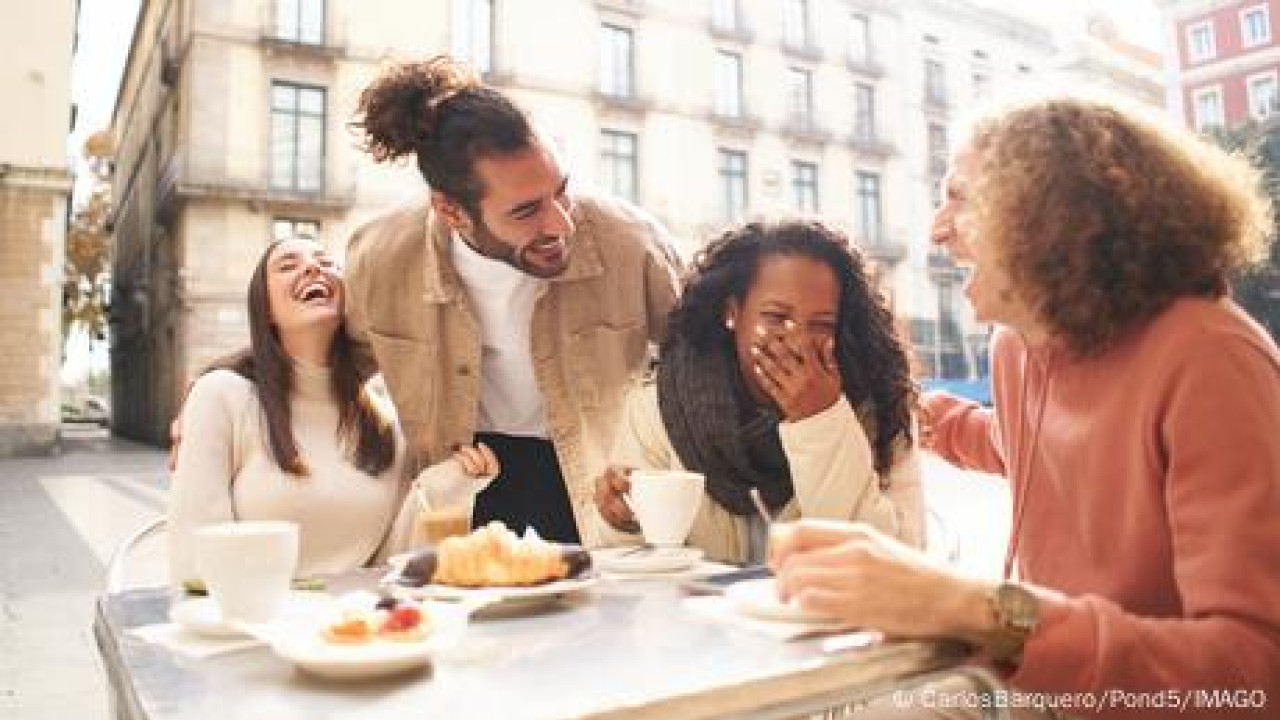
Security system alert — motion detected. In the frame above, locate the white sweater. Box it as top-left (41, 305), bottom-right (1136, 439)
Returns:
top-left (168, 363), bottom-right (405, 583)
top-left (596, 382), bottom-right (924, 564)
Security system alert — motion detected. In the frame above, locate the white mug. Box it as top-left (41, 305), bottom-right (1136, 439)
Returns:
top-left (194, 520), bottom-right (299, 624)
top-left (627, 470), bottom-right (705, 546)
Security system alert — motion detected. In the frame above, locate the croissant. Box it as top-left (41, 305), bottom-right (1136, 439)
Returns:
top-left (432, 521), bottom-right (570, 587)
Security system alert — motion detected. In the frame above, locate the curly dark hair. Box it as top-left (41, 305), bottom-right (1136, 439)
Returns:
top-left (664, 220), bottom-right (917, 475)
top-left (966, 96), bottom-right (1273, 355)
top-left (350, 55), bottom-right (534, 216)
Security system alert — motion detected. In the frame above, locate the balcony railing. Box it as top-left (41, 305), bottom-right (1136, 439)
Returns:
top-left (846, 55), bottom-right (885, 78)
top-left (259, 3), bottom-right (347, 57)
top-left (927, 250), bottom-right (967, 283)
top-left (848, 132), bottom-right (896, 159)
top-left (862, 234), bottom-right (908, 265)
top-left (708, 19), bottom-right (754, 43)
top-left (781, 115), bottom-right (831, 144)
top-left (709, 109), bottom-right (762, 133)
top-left (781, 39), bottom-right (824, 62)
top-left (594, 0), bottom-right (645, 16)
top-left (154, 153), bottom-right (357, 224)
top-left (594, 89), bottom-right (652, 114)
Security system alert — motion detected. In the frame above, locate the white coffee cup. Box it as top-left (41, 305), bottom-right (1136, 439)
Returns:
top-left (626, 470), bottom-right (705, 546)
top-left (194, 520), bottom-right (299, 624)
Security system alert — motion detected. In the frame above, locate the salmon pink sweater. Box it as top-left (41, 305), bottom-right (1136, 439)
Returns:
top-left (927, 298), bottom-right (1280, 719)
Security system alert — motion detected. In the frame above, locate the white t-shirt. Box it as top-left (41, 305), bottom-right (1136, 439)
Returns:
top-left (450, 232), bottom-right (550, 437)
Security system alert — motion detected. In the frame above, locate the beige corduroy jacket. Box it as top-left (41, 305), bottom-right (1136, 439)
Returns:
top-left (343, 195), bottom-right (681, 545)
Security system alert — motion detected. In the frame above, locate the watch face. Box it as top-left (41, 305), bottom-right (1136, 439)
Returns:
top-left (997, 582), bottom-right (1039, 632)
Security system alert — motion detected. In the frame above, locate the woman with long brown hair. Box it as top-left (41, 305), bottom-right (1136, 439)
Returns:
top-left (168, 237), bottom-right (497, 582)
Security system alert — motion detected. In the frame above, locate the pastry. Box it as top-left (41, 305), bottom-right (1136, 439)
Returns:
top-left (399, 521), bottom-right (591, 587)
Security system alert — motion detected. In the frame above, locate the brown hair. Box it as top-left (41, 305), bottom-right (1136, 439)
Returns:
top-left (965, 95), bottom-right (1273, 355)
top-left (351, 56), bottom-right (535, 216)
top-left (239, 241), bottom-right (396, 477)
top-left (665, 220), bottom-right (917, 475)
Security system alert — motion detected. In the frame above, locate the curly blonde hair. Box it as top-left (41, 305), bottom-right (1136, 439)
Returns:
top-left (965, 96), bottom-right (1274, 355)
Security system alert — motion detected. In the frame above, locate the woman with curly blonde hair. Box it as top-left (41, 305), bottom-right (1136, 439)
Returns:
top-left (769, 96), bottom-right (1280, 719)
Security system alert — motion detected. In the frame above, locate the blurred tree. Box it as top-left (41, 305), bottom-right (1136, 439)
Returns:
top-left (1210, 122), bottom-right (1280, 341)
top-left (64, 131), bottom-right (114, 353)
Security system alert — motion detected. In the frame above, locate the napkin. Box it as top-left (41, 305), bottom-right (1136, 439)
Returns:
top-left (128, 623), bottom-right (263, 659)
top-left (683, 595), bottom-right (879, 645)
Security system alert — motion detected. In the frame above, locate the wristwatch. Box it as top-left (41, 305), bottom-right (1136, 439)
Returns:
top-left (984, 581), bottom-right (1039, 669)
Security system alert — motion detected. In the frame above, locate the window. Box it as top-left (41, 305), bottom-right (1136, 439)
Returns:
top-left (853, 83), bottom-right (876, 140)
top-left (714, 50), bottom-right (744, 117)
top-left (927, 122), bottom-right (948, 204)
top-left (711, 0), bottom-right (740, 32)
top-left (1242, 5), bottom-right (1271, 47)
top-left (270, 82), bottom-right (325, 192)
top-left (600, 130), bottom-right (638, 203)
top-left (783, 0), bottom-right (810, 48)
top-left (275, 0), bottom-right (324, 44)
top-left (1192, 86), bottom-right (1225, 130)
top-left (786, 67), bottom-right (814, 123)
top-left (1249, 73), bottom-right (1279, 120)
top-left (924, 59), bottom-right (947, 105)
top-left (599, 24), bottom-right (635, 97)
top-left (718, 149), bottom-right (748, 222)
top-left (272, 218), bottom-right (321, 243)
top-left (927, 122), bottom-right (948, 165)
top-left (849, 13), bottom-right (872, 63)
top-left (971, 71), bottom-right (990, 99)
top-left (791, 160), bottom-right (819, 213)
top-left (1187, 21), bottom-right (1215, 62)
top-left (451, 0), bottom-right (493, 73)
top-left (855, 171), bottom-right (882, 244)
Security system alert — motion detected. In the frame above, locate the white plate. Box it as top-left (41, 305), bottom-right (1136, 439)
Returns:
top-left (594, 546), bottom-right (705, 574)
top-left (724, 578), bottom-right (842, 624)
top-left (169, 592), bottom-right (331, 638)
top-left (394, 574), bottom-right (598, 603)
top-left (263, 601), bottom-right (469, 680)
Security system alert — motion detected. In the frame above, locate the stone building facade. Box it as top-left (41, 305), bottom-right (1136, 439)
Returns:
top-left (0, 1), bottom-right (76, 455)
top-left (110, 0), bottom-right (1161, 443)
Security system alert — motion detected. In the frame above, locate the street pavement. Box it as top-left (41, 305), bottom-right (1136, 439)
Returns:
top-left (0, 427), bottom-right (1008, 720)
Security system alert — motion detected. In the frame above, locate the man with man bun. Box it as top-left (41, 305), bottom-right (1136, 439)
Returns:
top-left (345, 56), bottom-right (680, 544)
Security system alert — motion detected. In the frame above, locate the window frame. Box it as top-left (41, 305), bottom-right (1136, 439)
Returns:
top-left (1186, 20), bottom-right (1216, 62)
top-left (791, 160), bottom-right (820, 213)
top-left (1240, 4), bottom-right (1271, 48)
top-left (451, 0), bottom-right (494, 73)
top-left (275, 0), bottom-right (325, 44)
top-left (855, 170), bottom-right (883, 245)
top-left (718, 148), bottom-right (749, 223)
top-left (269, 81), bottom-right (327, 193)
top-left (1247, 70), bottom-right (1279, 120)
top-left (714, 49), bottom-right (745, 117)
top-left (598, 23), bottom-right (636, 98)
top-left (1192, 84), bottom-right (1225, 130)
top-left (599, 129), bottom-right (639, 203)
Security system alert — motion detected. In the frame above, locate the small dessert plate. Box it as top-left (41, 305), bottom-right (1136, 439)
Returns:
top-left (262, 601), bottom-right (469, 680)
top-left (724, 578), bottom-right (843, 624)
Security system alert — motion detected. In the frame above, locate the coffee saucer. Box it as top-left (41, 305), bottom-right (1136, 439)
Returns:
top-left (594, 546), bottom-right (704, 574)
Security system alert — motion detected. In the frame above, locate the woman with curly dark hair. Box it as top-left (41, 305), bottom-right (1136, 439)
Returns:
top-left (771, 96), bottom-right (1280, 719)
top-left (594, 220), bottom-right (922, 564)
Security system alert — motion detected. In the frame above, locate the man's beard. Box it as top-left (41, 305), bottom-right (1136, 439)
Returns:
top-left (462, 221), bottom-right (569, 279)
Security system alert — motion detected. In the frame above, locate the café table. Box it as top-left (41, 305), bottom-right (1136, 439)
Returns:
top-left (94, 569), bottom-right (976, 720)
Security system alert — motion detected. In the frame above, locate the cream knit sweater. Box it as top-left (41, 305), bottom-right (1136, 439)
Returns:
top-left (168, 363), bottom-right (404, 583)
